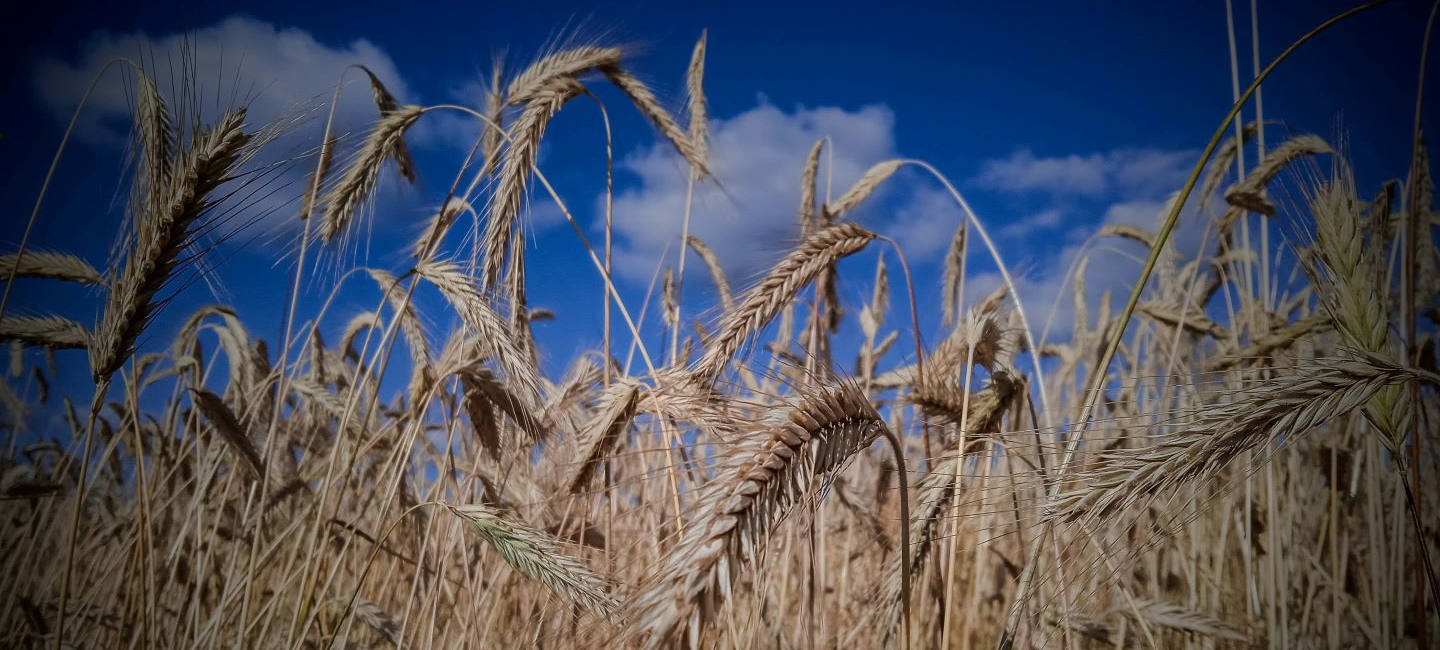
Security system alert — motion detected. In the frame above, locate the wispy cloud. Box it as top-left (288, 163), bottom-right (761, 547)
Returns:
top-left (34, 15), bottom-right (410, 145)
top-left (971, 147), bottom-right (1192, 197)
top-left (997, 208), bottom-right (1065, 240)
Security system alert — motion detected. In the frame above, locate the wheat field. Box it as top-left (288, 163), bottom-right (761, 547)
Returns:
top-left (1, 3), bottom-right (1438, 649)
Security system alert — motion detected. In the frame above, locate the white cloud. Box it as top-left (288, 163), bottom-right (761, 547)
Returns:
top-left (988, 191), bottom-right (1224, 348)
top-left (35, 16), bottom-right (410, 145)
top-left (963, 145), bottom-right (1214, 345)
top-left (32, 15), bottom-right (414, 239)
top-left (1101, 198), bottom-right (1169, 227)
top-left (606, 101), bottom-right (900, 283)
top-left (997, 208), bottom-right (1065, 240)
top-left (873, 186), bottom-right (966, 261)
top-left (972, 147), bottom-right (1193, 198)
top-left (604, 102), bottom-right (970, 291)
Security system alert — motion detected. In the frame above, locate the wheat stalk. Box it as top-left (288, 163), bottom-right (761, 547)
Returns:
top-left (872, 373), bottom-right (1018, 638)
top-left (298, 135), bottom-right (337, 222)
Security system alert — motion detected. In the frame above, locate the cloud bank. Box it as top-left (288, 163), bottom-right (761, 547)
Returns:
top-left (32, 16), bottom-right (417, 242)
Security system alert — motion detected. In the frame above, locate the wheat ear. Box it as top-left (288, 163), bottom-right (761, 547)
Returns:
top-left (693, 223), bottom-right (875, 383)
top-left (0, 252), bottom-right (102, 285)
top-left (600, 65), bottom-right (708, 175)
top-left (357, 66), bottom-right (417, 182)
top-left (189, 388), bottom-right (265, 480)
top-left (1222, 133), bottom-right (1331, 216)
top-left (482, 59), bottom-right (506, 176)
top-left (1048, 354), bottom-right (1416, 523)
top-left (413, 259), bottom-right (541, 405)
top-left (1309, 175), bottom-right (1410, 446)
top-left (824, 159), bottom-right (903, 218)
top-left (447, 502), bottom-right (621, 622)
top-left (321, 105), bottom-right (424, 242)
top-left (91, 110), bottom-right (250, 384)
top-left (0, 316), bottom-right (90, 350)
top-left (134, 74), bottom-right (174, 213)
top-left (684, 236), bottom-right (732, 312)
top-left (685, 31), bottom-right (709, 171)
top-left (507, 46), bottom-right (622, 105)
top-left (480, 78), bottom-right (583, 290)
top-left (566, 379), bottom-right (642, 494)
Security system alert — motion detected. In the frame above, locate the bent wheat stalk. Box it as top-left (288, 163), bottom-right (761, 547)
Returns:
top-left (626, 381), bottom-right (910, 649)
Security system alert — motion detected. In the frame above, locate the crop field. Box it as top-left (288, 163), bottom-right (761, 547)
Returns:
top-left (1, 1), bottom-right (1438, 648)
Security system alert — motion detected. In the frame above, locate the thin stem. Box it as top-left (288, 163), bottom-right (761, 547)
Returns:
top-left (875, 422), bottom-right (912, 650)
top-left (50, 59), bottom-right (150, 650)
top-left (671, 171), bottom-right (697, 367)
top-left (244, 64), bottom-right (352, 644)
top-left (1406, 5), bottom-right (1440, 639)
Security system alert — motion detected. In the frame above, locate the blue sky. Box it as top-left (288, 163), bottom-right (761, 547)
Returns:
top-left (0, 1), bottom-right (1434, 406)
